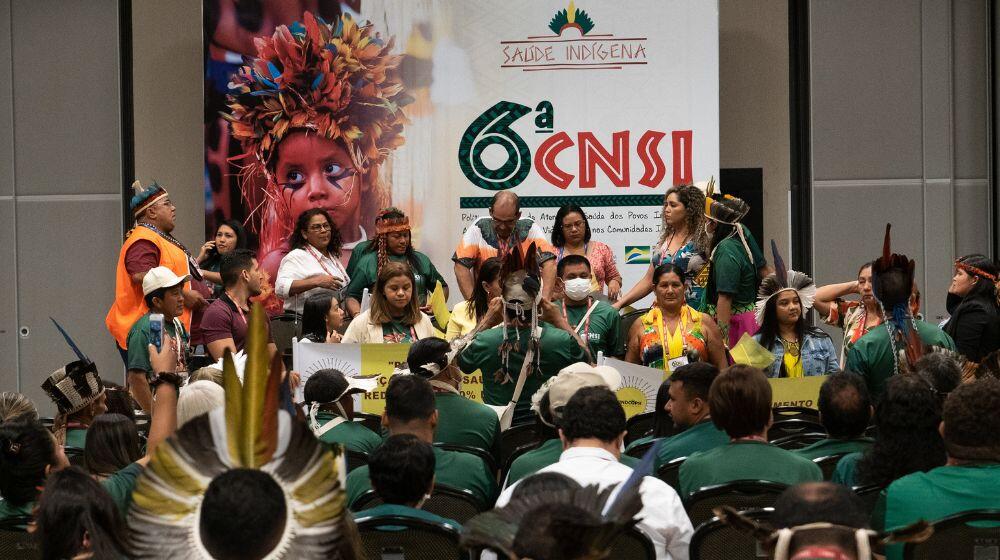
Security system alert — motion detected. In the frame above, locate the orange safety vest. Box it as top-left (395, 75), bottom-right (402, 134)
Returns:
top-left (105, 227), bottom-right (192, 349)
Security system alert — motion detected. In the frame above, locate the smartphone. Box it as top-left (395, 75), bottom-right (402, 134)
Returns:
top-left (149, 313), bottom-right (164, 351)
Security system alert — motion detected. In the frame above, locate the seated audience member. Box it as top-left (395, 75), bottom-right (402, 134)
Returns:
top-left (101, 381), bottom-right (137, 421)
top-left (353, 433), bottom-right (461, 531)
top-left (302, 369), bottom-right (381, 454)
top-left (794, 373), bottom-right (874, 461)
top-left (768, 482), bottom-right (872, 560)
top-left (274, 208), bottom-right (349, 316)
top-left (845, 226), bottom-right (954, 398)
top-left (125, 266), bottom-right (191, 411)
top-left (458, 254), bottom-right (587, 426)
top-left (406, 338), bottom-right (500, 456)
top-left (913, 352), bottom-right (961, 405)
top-left (345, 375), bottom-right (496, 508)
top-left (34, 466), bottom-right (129, 560)
top-left (41, 360), bottom-right (108, 448)
top-left (201, 250), bottom-right (274, 359)
top-left (624, 380), bottom-right (674, 452)
top-left (196, 219), bottom-right (248, 295)
top-left (832, 375), bottom-right (945, 488)
top-left (0, 392), bottom-right (37, 424)
top-left (189, 366), bottom-right (224, 386)
top-left (299, 290), bottom-right (345, 343)
top-left (84, 413), bottom-right (142, 480)
top-left (553, 255), bottom-right (623, 359)
top-left (648, 363), bottom-right (729, 470)
top-left (343, 262), bottom-right (438, 343)
top-left (496, 386), bottom-right (692, 560)
top-left (679, 365), bottom-right (822, 499)
top-left (345, 207), bottom-right (448, 316)
top-left (506, 365), bottom-right (634, 486)
top-left (445, 257), bottom-right (503, 341)
top-left (177, 380), bottom-right (225, 427)
top-left (943, 254), bottom-right (1000, 362)
top-left (875, 379), bottom-right (1000, 560)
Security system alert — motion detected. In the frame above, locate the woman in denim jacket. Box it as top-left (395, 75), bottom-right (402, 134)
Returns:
top-left (753, 242), bottom-right (839, 377)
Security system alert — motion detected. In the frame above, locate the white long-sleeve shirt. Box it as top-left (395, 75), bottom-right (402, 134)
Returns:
top-left (495, 446), bottom-right (693, 560)
top-left (274, 247), bottom-right (349, 314)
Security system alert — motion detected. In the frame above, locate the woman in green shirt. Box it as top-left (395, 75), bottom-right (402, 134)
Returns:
top-left (343, 261), bottom-right (439, 343)
top-left (0, 420), bottom-right (70, 524)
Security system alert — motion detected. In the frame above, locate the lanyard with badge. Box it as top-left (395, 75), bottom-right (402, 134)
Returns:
top-left (656, 306), bottom-right (691, 372)
top-left (305, 245), bottom-right (348, 282)
top-left (562, 297), bottom-right (599, 341)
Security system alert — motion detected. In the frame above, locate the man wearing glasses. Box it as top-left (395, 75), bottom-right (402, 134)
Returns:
top-left (107, 180), bottom-right (211, 366)
top-left (452, 191), bottom-right (556, 300)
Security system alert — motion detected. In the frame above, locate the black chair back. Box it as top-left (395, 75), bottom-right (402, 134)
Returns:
top-left (500, 440), bottom-right (544, 486)
top-left (767, 419), bottom-right (827, 441)
top-left (620, 308), bottom-right (650, 354)
top-left (0, 516), bottom-right (40, 560)
top-left (903, 509), bottom-right (1000, 560)
top-left (346, 449), bottom-right (369, 473)
top-left (499, 424), bottom-right (542, 468)
top-left (625, 412), bottom-right (658, 445)
top-left (814, 453), bottom-right (849, 480)
top-left (355, 514), bottom-right (466, 560)
top-left (772, 406), bottom-right (821, 423)
top-left (354, 485), bottom-right (487, 525)
top-left (64, 445), bottom-right (86, 469)
top-left (608, 526), bottom-right (656, 560)
top-left (852, 484), bottom-right (885, 519)
top-left (685, 480), bottom-right (789, 529)
top-left (625, 439), bottom-right (656, 459)
top-left (770, 432), bottom-right (827, 450)
top-left (433, 443), bottom-right (498, 479)
top-left (269, 313), bottom-right (300, 356)
top-left (656, 456), bottom-right (686, 493)
top-left (690, 508), bottom-right (773, 560)
top-left (355, 413), bottom-right (384, 436)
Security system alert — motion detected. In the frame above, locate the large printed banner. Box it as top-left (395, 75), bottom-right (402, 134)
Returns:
top-left (205, 0), bottom-right (719, 305)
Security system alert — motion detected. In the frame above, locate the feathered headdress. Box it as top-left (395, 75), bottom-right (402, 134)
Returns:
top-left (374, 207), bottom-right (410, 271)
top-left (705, 193), bottom-right (754, 261)
top-left (870, 224), bottom-right (924, 375)
top-left (130, 180), bottom-right (168, 218)
top-left (42, 318), bottom-right (105, 445)
top-left (754, 241), bottom-right (817, 325)
top-left (128, 303), bottom-right (360, 559)
top-left (713, 505), bottom-right (933, 560)
top-left (497, 242), bottom-right (543, 383)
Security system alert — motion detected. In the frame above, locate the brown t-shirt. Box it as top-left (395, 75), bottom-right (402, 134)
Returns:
top-left (124, 240), bottom-right (159, 276)
top-left (200, 293), bottom-right (272, 352)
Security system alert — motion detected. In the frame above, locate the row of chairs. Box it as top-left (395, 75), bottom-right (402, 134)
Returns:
top-left (624, 405), bottom-right (826, 447)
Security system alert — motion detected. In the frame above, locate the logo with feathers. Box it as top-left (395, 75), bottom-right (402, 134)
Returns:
top-left (625, 246), bottom-right (651, 264)
top-left (549, 1), bottom-right (595, 36)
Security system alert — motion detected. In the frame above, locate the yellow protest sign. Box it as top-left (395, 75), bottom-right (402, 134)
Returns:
top-left (768, 375), bottom-right (827, 409)
top-left (429, 281), bottom-right (451, 330)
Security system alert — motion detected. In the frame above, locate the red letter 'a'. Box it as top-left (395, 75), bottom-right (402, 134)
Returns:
top-left (534, 131), bottom-right (575, 189)
top-left (578, 131), bottom-right (629, 188)
top-left (671, 130), bottom-right (693, 186)
top-left (637, 130), bottom-right (667, 188)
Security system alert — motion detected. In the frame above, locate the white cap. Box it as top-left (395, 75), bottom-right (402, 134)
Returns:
top-left (558, 362), bottom-right (622, 391)
top-left (142, 266), bottom-right (191, 296)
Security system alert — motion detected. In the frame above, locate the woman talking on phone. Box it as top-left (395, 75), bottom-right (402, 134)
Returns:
top-left (196, 220), bottom-right (248, 295)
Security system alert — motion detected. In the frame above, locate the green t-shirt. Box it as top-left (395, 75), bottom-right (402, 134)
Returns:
top-left (315, 413), bottom-right (383, 455)
top-left (433, 393), bottom-right (500, 458)
top-left (382, 320), bottom-right (415, 344)
top-left (845, 321), bottom-right (955, 399)
top-left (458, 324), bottom-right (586, 426)
top-left (793, 437), bottom-right (874, 461)
top-left (353, 503), bottom-right (462, 532)
top-left (126, 312), bottom-right (189, 378)
top-left (652, 419), bottom-right (731, 471)
top-left (679, 440), bottom-right (823, 499)
top-left (504, 439), bottom-right (639, 487)
top-left (66, 427), bottom-right (88, 449)
top-left (345, 240), bottom-right (374, 279)
top-left (831, 451), bottom-right (862, 488)
top-left (878, 463), bottom-right (1000, 560)
top-left (558, 298), bottom-right (623, 358)
top-left (346, 446), bottom-right (496, 509)
top-left (346, 250), bottom-right (447, 303)
top-left (705, 235), bottom-right (761, 308)
top-left (0, 499), bottom-right (33, 527)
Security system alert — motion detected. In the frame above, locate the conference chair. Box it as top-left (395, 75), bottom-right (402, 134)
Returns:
top-left (625, 438), bottom-right (656, 459)
top-left (656, 456), bottom-right (687, 493)
top-left (433, 443), bottom-right (498, 479)
top-left (63, 445), bottom-right (86, 469)
top-left (619, 308), bottom-right (650, 351)
top-left (770, 432), bottom-right (827, 451)
top-left (499, 424), bottom-right (542, 468)
top-left (500, 440), bottom-right (544, 487)
top-left (690, 507), bottom-right (774, 560)
top-left (685, 480), bottom-right (788, 529)
top-left (355, 515), bottom-right (468, 560)
top-left (624, 411), bottom-right (659, 445)
top-left (0, 516), bottom-right (40, 560)
top-left (355, 412), bottom-right (385, 436)
top-left (345, 449), bottom-right (369, 473)
top-left (609, 526), bottom-right (656, 560)
top-left (353, 484), bottom-right (487, 525)
top-left (813, 453), bottom-right (849, 480)
top-left (767, 419), bottom-right (826, 442)
top-left (852, 484), bottom-right (885, 519)
top-left (268, 312), bottom-right (300, 357)
top-left (771, 405), bottom-right (821, 423)
top-left (903, 509), bottom-right (1000, 560)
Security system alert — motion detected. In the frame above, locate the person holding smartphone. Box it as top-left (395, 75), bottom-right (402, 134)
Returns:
top-left (125, 267), bottom-right (190, 412)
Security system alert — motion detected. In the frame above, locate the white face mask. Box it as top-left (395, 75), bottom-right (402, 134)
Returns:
top-left (563, 277), bottom-right (592, 301)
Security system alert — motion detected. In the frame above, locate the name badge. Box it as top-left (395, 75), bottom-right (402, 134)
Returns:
top-left (668, 355), bottom-right (689, 371)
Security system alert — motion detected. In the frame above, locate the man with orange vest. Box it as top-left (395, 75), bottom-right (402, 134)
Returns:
top-left (106, 180), bottom-right (209, 368)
